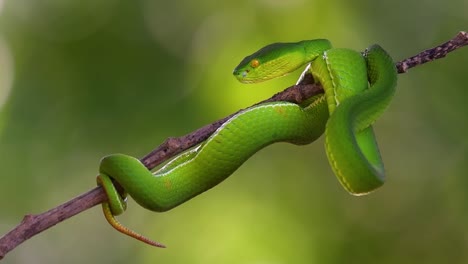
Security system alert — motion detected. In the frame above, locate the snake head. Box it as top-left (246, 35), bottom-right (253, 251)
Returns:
top-left (233, 42), bottom-right (307, 84)
top-left (233, 39), bottom-right (332, 84)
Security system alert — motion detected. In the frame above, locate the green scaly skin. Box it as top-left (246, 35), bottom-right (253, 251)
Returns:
top-left (96, 39), bottom-right (397, 246)
top-left (99, 97), bottom-right (328, 213)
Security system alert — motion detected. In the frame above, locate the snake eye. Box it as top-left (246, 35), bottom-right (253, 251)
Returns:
top-left (250, 59), bottom-right (260, 68)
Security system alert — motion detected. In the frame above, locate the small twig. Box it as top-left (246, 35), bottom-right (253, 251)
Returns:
top-left (0, 31), bottom-right (466, 260)
top-left (395, 31), bottom-right (468, 73)
top-left (0, 187), bottom-right (106, 260)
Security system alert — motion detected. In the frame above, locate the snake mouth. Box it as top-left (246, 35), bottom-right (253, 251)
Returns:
top-left (233, 69), bottom-right (254, 83)
top-left (233, 69), bottom-right (247, 77)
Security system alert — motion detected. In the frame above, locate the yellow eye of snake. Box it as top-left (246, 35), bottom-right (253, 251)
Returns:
top-left (250, 59), bottom-right (260, 68)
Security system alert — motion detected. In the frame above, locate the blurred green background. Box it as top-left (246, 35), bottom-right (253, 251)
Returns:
top-left (0, 0), bottom-right (467, 263)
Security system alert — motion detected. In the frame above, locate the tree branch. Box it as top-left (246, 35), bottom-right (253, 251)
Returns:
top-left (0, 31), bottom-right (466, 260)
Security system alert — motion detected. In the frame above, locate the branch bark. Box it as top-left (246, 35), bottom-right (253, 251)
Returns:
top-left (1, 31), bottom-right (467, 260)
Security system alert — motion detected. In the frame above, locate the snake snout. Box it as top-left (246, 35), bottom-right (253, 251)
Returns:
top-left (233, 69), bottom-right (250, 83)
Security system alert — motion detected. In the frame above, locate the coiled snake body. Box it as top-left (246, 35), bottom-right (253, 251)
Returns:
top-left (96, 39), bottom-right (397, 246)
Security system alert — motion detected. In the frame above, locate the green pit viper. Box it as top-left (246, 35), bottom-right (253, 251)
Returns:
top-left (96, 39), bottom-right (397, 247)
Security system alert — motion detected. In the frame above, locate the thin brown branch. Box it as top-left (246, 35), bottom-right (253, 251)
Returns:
top-left (0, 187), bottom-right (106, 260)
top-left (0, 31), bottom-right (466, 261)
top-left (396, 31), bottom-right (468, 73)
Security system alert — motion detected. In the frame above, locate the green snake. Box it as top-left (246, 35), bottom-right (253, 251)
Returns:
top-left (96, 39), bottom-right (397, 247)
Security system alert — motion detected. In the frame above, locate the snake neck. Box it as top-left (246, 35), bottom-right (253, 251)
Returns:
top-left (301, 39), bottom-right (332, 62)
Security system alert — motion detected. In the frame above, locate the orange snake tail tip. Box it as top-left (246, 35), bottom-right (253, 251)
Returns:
top-left (103, 205), bottom-right (166, 248)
